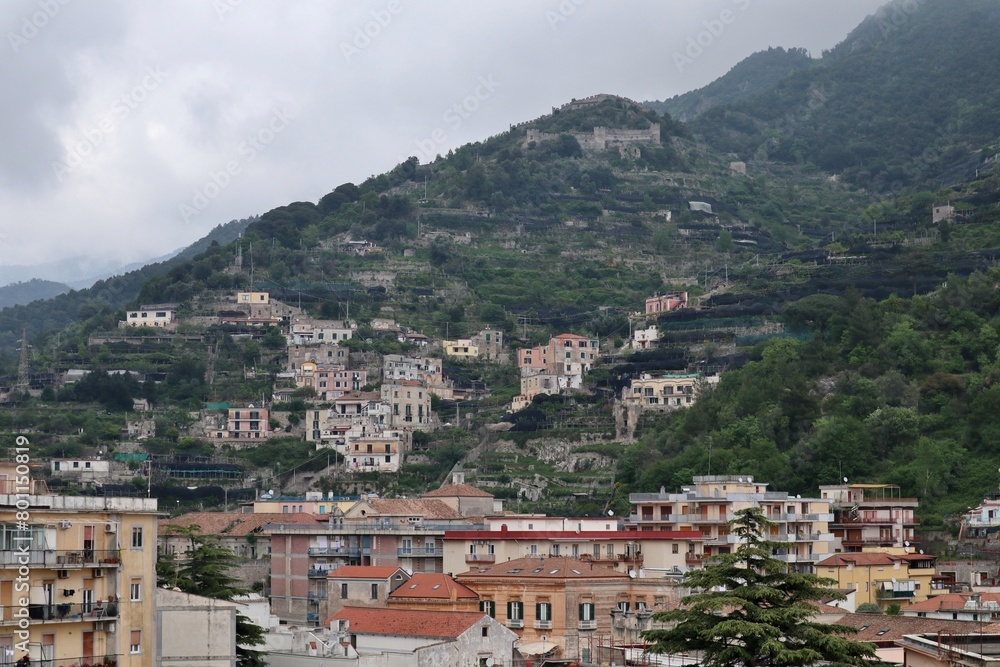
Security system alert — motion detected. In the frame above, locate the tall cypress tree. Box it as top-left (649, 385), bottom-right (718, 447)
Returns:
top-left (643, 508), bottom-right (878, 667)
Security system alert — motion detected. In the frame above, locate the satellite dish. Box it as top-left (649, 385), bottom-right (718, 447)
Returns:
top-left (607, 510), bottom-right (614, 517)
top-left (628, 570), bottom-right (637, 579)
top-left (904, 541), bottom-right (910, 547)
top-left (796, 494), bottom-right (801, 499)
top-left (843, 477), bottom-right (848, 483)
top-left (919, 549), bottom-right (924, 554)
top-left (268, 489), bottom-right (274, 495)
top-left (738, 477), bottom-right (744, 483)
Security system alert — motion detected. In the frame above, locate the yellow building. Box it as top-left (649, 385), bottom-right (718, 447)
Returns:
top-left (815, 550), bottom-right (938, 610)
top-left (442, 339), bottom-right (479, 358)
top-left (0, 463), bottom-right (158, 667)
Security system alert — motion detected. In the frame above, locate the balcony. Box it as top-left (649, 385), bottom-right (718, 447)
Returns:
top-left (307, 567), bottom-right (332, 578)
top-left (398, 547), bottom-right (443, 557)
top-left (534, 620), bottom-right (552, 630)
top-left (46, 655), bottom-right (120, 667)
top-left (307, 612), bottom-right (319, 623)
top-left (685, 553), bottom-right (704, 565)
top-left (465, 553), bottom-right (497, 563)
top-left (579, 620), bottom-right (597, 630)
top-left (308, 590), bottom-right (328, 602)
top-left (0, 602), bottom-right (119, 626)
top-left (875, 580), bottom-right (917, 600)
top-left (308, 546), bottom-right (368, 556)
top-left (506, 619), bottom-right (523, 629)
top-left (0, 549), bottom-right (121, 568)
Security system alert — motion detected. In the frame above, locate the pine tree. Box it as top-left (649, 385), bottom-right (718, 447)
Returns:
top-left (158, 526), bottom-right (267, 667)
top-left (642, 508), bottom-right (878, 667)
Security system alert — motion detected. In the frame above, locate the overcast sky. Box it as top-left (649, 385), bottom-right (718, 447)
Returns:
top-left (0, 0), bottom-right (889, 274)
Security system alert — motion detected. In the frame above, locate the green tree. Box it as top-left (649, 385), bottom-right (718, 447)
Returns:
top-left (158, 526), bottom-right (267, 667)
top-left (643, 508), bottom-right (877, 667)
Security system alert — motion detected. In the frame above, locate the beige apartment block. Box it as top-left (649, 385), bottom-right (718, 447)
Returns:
top-left (0, 464), bottom-right (158, 667)
top-left (628, 475), bottom-right (835, 573)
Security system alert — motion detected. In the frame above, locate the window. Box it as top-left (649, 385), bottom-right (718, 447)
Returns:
top-left (130, 579), bottom-right (142, 602)
top-left (617, 600), bottom-right (630, 612)
top-left (371, 583), bottom-right (379, 600)
top-left (341, 583), bottom-right (348, 599)
top-left (536, 602), bottom-right (552, 626)
top-left (508, 600), bottom-right (524, 622)
top-left (131, 526), bottom-right (143, 549)
top-left (482, 626), bottom-right (489, 637)
top-left (580, 602), bottom-right (595, 622)
top-left (130, 630), bottom-right (142, 655)
top-left (672, 543), bottom-right (679, 554)
top-left (480, 600), bottom-right (495, 617)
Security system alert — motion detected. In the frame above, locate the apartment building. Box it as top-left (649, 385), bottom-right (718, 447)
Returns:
top-left (620, 372), bottom-right (717, 412)
top-left (381, 380), bottom-right (432, 430)
top-left (265, 498), bottom-right (470, 623)
top-left (627, 475), bottom-right (835, 573)
top-left (517, 334), bottom-right (599, 376)
top-left (819, 483), bottom-right (920, 551)
top-left (120, 304), bottom-right (178, 331)
top-left (815, 550), bottom-right (938, 610)
top-left (0, 465), bottom-right (158, 667)
top-left (295, 363), bottom-right (367, 400)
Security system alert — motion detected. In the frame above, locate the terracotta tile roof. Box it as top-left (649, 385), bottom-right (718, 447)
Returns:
top-left (456, 555), bottom-right (629, 579)
top-left (368, 498), bottom-right (464, 520)
top-left (326, 566), bottom-right (407, 580)
top-left (158, 512), bottom-right (321, 537)
top-left (422, 483), bottom-right (494, 499)
top-left (831, 612), bottom-right (979, 643)
top-left (389, 573), bottom-right (479, 601)
top-left (552, 333), bottom-right (590, 340)
top-left (815, 553), bottom-right (900, 567)
top-left (334, 391), bottom-right (381, 402)
top-left (328, 607), bottom-right (488, 638)
top-left (905, 592), bottom-right (1000, 611)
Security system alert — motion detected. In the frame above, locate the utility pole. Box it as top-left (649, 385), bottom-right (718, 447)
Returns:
top-left (15, 329), bottom-right (30, 395)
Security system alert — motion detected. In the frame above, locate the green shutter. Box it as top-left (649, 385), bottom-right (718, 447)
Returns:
top-left (579, 603), bottom-right (585, 621)
top-left (536, 602), bottom-right (542, 620)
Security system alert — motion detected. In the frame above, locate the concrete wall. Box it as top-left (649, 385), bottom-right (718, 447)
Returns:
top-left (155, 589), bottom-right (238, 667)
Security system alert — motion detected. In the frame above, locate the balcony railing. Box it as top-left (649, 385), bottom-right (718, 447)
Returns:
top-left (0, 602), bottom-right (119, 625)
top-left (42, 654), bottom-right (120, 667)
top-left (267, 521), bottom-right (483, 534)
top-left (579, 620), bottom-right (597, 630)
top-left (875, 588), bottom-right (916, 600)
top-left (308, 590), bottom-right (328, 601)
top-left (0, 549), bottom-right (121, 568)
top-left (307, 612), bottom-right (319, 623)
top-left (685, 553), bottom-right (704, 564)
top-left (506, 619), bottom-right (523, 629)
top-left (534, 620), bottom-right (552, 630)
top-left (307, 568), bottom-right (333, 578)
top-left (397, 547), bottom-right (443, 557)
top-left (308, 546), bottom-right (368, 556)
top-left (465, 553), bottom-right (496, 563)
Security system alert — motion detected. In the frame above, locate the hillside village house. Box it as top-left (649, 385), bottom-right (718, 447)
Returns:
top-left (294, 362), bottom-right (367, 400)
top-left (381, 380), bottom-right (433, 430)
top-left (620, 372), bottom-right (717, 412)
top-left (632, 325), bottom-right (660, 350)
top-left (512, 333), bottom-right (599, 412)
top-left (207, 403), bottom-right (272, 443)
top-left (645, 292), bottom-right (688, 315)
top-left (119, 304), bottom-right (178, 330)
top-left (287, 318), bottom-right (355, 345)
top-left (285, 342), bottom-right (347, 370)
top-left (50, 458), bottom-right (112, 485)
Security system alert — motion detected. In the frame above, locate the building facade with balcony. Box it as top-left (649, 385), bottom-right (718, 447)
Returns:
top-left (0, 469), bottom-right (157, 667)
top-left (627, 475), bottom-right (835, 573)
top-left (455, 556), bottom-right (680, 664)
top-left (322, 566), bottom-right (410, 623)
top-left (442, 528), bottom-right (704, 579)
top-left (819, 483), bottom-right (920, 551)
top-left (815, 551), bottom-right (938, 610)
top-left (381, 380), bottom-right (433, 430)
top-left (265, 498), bottom-right (471, 623)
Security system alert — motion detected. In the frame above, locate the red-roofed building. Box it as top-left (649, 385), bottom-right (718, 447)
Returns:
top-left (264, 498), bottom-right (473, 624)
top-left (388, 572), bottom-right (480, 612)
top-left (902, 592), bottom-right (1000, 622)
top-left (322, 566), bottom-right (411, 620)
top-left (456, 556), bottom-right (683, 663)
top-left (327, 607), bottom-right (518, 665)
top-left (421, 470), bottom-right (497, 517)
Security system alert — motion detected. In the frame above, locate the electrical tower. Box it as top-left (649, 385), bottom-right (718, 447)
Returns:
top-left (15, 329), bottom-right (30, 394)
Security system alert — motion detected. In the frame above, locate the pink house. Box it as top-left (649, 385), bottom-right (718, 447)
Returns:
top-left (645, 292), bottom-right (688, 315)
